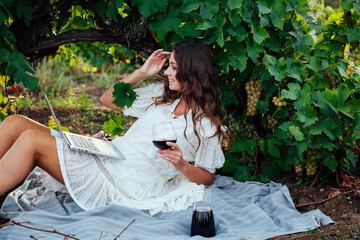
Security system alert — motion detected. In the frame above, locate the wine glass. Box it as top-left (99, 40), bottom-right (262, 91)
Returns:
top-left (152, 122), bottom-right (177, 150)
top-left (152, 122), bottom-right (177, 174)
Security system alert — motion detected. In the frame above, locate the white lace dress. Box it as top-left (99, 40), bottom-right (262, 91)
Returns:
top-left (42, 83), bottom-right (225, 215)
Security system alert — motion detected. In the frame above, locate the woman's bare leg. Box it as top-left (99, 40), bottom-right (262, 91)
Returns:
top-left (0, 115), bottom-right (51, 158)
top-left (0, 123), bottom-right (64, 195)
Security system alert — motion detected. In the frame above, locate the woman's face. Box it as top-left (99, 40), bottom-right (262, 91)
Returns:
top-left (164, 52), bottom-right (181, 91)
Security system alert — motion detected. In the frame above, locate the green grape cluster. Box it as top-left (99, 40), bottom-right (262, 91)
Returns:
top-left (272, 96), bottom-right (287, 108)
top-left (226, 115), bottom-right (258, 171)
top-left (245, 80), bottom-right (262, 116)
top-left (305, 150), bottom-right (318, 176)
top-left (266, 115), bottom-right (278, 128)
top-left (226, 114), bottom-right (260, 141)
top-left (242, 153), bottom-right (256, 170)
top-left (293, 149), bottom-right (319, 177)
top-left (294, 162), bottom-right (303, 175)
top-left (227, 114), bottom-right (240, 135)
top-left (49, 0), bottom-right (60, 18)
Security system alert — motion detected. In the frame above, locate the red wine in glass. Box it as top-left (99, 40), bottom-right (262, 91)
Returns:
top-left (152, 139), bottom-right (177, 150)
top-left (152, 122), bottom-right (177, 150)
top-left (191, 207), bottom-right (216, 237)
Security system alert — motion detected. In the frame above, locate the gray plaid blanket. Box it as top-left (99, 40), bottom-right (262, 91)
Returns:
top-left (0, 168), bottom-right (333, 240)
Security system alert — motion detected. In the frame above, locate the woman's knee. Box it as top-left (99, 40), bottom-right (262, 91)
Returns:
top-left (2, 115), bottom-right (49, 136)
top-left (17, 129), bottom-right (41, 149)
top-left (2, 115), bottom-right (26, 127)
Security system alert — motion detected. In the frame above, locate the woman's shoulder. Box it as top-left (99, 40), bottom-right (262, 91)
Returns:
top-left (196, 116), bottom-right (217, 138)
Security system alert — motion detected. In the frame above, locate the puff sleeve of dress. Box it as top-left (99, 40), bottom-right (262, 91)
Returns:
top-left (190, 119), bottom-right (225, 173)
top-left (122, 83), bottom-right (163, 118)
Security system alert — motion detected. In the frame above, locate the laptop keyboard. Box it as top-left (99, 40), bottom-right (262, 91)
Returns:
top-left (69, 135), bottom-right (100, 152)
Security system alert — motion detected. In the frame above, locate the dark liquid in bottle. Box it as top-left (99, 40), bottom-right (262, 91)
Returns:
top-left (152, 139), bottom-right (177, 150)
top-left (191, 207), bottom-right (216, 237)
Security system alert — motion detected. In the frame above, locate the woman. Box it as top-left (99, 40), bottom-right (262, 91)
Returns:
top-left (0, 42), bottom-right (226, 215)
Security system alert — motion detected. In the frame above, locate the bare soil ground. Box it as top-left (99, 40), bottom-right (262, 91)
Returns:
top-left (1, 83), bottom-right (360, 239)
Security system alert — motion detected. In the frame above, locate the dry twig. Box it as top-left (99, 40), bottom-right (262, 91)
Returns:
top-left (295, 190), bottom-right (353, 208)
top-left (114, 218), bottom-right (136, 240)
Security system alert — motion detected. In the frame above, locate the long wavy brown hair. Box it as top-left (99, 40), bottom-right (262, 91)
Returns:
top-left (154, 42), bottom-right (227, 150)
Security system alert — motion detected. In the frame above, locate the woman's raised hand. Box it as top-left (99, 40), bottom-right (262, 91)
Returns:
top-left (139, 49), bottom-right (171, 77)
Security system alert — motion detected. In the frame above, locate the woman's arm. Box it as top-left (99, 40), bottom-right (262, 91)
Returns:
top-left (100, 69), bottom-right (147, 109)
top-left (100, 49), bottom-right (171, 110)
top-left (158, 142), bottom-right (216, 186)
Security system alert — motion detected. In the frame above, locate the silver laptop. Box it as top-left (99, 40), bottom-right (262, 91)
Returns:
top-left (40, 86), bottom-right (125, 160)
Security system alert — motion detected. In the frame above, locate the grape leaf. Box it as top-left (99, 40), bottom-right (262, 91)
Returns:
top-left (296, 105), bottom-right (318, 127)
top-left (103, 114), bottom-right (124, 136)
top-left (6, 52), bottom-right (38, 90)
top-left (0, 9), bottom-right (7, 24)
top-left (255, 100), bottom-right (268, 114)
top-left (0, 48), bottom-right (11, 63)
top-left (308, 75), bottom-right (329, 90)
top-left (323, 84), bottom-right (353, 117)
top-left (281, 83), bottom-right (301, 100)
top-left (154, 0), bottom-right (168, 13)
top-left (0, 29), bottom-right (16, 43)
top-left (267, 138), bottom-right (281, 158)
top-left (226, 42), bottom-right (248, 72)
top-left (257, 1), bottom-right (271, 14)
top-left (234, 165), bottom-right (254, 181)
top-left (307, 56), bottom-right (320, 72)
top-left (228, 0), bottom-right (243, 10)
top-left (222, 152), bottom-right (239, 174)
top-left (318, 117), bottom-right (337, 141)
top-left (246, 41), bottom-right (263, 61)
top-left (221, 88), bottom-right (238, 106)
top-left (313, 135), bottom-right (335, 151)
top-left (323, 155), bottom-right (338, 172)
top-left (260, 15), bottom-right (270, 27)
top-left (296, 141), bottom-right (307, 157)
top-left (228, 10), bottom-right (242, 26)
top-left (312, 91), bottom-right (335, 117)
top-left (269, 12), bottom-right (284, 30)
top-left (15, 0), bottom-right (32, 26)
top-left (200, 2), bottom-right (218, 19)
top-left (133, 0), bottom-right (166, 17)
top-left (14, 69), bottom-right (38, 90)
top-left (294, 83), bottom-right (311, 109)
top-left (355, 2), bottom-right (360, 13)
top-left (351, 116), bottom-right (360, 141)
top-left (271, 0), bottom-right (286, 16)
top-left (289, 125), bottom-right (305, 141)
top-left (230, 138), bottom-right (256, 156)
top-left (150, 7), bottom-right (181, 41)
top-left (308, 125), bottom-right (322, 135)
top-left (263, 55), bottom-right (285, 81)
top-left (112, 82), bottom-right (138, 108)
top-left (181, 0), bottom-right (202, 13)
top-left (262, 160), bottom-right (281, 180)
top-left (227, 25), bottom-right (248, 41)
top-left (341, 0), bottom-right (353, 9)
top-left (251, 25), bottom-right (269, 44)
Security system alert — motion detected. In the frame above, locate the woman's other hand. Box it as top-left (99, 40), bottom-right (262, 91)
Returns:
top-left (139, 49), bottom-right (171, 77)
